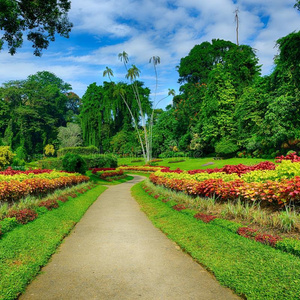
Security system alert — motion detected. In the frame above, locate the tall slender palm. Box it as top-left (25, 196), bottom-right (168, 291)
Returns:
top-left (118, 51), bottom-right (129, 71)
top-left (103, 66), bottom-right (147, 160)
top-left (149, 56), bottom-right (160, 104)
top-left (126, 64), bottom-right (149, 160)
top-left (103, 67), bottom-right (114, 82)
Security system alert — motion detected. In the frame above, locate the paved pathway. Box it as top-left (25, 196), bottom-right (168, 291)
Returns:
top-left (20, 175), bottom-right (240, 300)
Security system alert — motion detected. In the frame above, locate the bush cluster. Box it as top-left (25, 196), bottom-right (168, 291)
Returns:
top-left (57, 145), bottom-right (98, 157)
top-left (38, 154), bottom-right (117, 170)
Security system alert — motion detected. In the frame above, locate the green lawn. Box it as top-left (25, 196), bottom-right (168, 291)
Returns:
top-left (132, 182), bottom-right (300, 300)
top-left (119, 157), bottom-right (275, 170)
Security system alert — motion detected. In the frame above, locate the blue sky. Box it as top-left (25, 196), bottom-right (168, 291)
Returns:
top-left (0, 0), bottom-right (299, 109)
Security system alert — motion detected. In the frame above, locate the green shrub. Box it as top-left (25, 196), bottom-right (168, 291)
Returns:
top-left (83, 154), bottom-right (117, 168)
top-left (0, 146), bottom-right (15, 170)
top-left (215, 139), bottom-right (239, 157)
top-left (276, 238), bottom-right (300, 258)
top-left (37, 157), bottom-right (63, 170)
top-left (57, 146), bottom-right (98, 157)
top-left (0, 217), bottom-right (19, 234)
top-left (15, 146), bottom-right (27, 161)
top-left (62, 153), bottom-right (87, 174)
top-left (11, 157), bottom-right (26, 169)
top-left (38, 154), bottom-right (117, 170)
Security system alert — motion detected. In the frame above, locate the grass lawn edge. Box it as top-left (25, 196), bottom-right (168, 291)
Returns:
top-left (0, 184), bottom-right (107, 300)
top-left (131, 181), bottom-right (300, 300)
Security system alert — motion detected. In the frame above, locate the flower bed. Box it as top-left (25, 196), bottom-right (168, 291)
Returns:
top-left (99, 169), bottom-right (124, 180)
top-left (0, 174), bottom-right (89, 203)
top-left (0, 170), bottom-right (81, 182)
top-left (150, 173), bottom-right (300, 207)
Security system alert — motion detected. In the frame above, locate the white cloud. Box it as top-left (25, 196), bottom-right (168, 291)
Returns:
top-left (0, 0), bottom-right (300, 103)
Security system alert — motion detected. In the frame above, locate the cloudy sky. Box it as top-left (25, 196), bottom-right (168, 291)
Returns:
top-left (0, 0), bottom-right (299, 108)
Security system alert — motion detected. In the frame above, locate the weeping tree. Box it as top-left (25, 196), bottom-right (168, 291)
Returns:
top-left (103, 52), bottom-right (175, 163)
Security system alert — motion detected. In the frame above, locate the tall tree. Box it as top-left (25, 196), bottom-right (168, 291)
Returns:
top-left (0, 71), bottom-right (72, 155)
top-left (0, 0), bottom-right (72, 56)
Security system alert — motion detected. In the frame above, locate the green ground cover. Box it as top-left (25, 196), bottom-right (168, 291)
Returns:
top-left (132, 182), bottom-right (300, 300)
top-left (0, 184), bottom-right (107, 300)
top-left (119, 157), bottom-right (275, 170)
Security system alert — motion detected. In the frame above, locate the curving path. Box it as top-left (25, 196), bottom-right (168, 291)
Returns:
top-left (20, 175), bottom-right (240, 300)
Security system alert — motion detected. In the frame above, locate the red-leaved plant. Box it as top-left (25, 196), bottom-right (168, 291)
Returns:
top-left (194, 213), bottom-right (217, 223)
top-left (255, 233), bottom-right (282, 247)
top-left (7, 208), bottom-right (38, 224)
top-left (38, 199), bottom-right (59, 210)
top-left (172, 204), bottom-right (187, 211)
top-left (237, 227), bottom-right (258, 238)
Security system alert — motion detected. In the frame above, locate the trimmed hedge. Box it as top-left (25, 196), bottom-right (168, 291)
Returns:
top-left (38, 154), bottom-right (118, 171)
top-left (57, 146), bottom-right (98, 157)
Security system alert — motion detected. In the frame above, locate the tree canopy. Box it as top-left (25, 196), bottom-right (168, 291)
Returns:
top-left (0, 71), bottom-right (78, 158)
top-left (0, 0), bottom-right (72, 56)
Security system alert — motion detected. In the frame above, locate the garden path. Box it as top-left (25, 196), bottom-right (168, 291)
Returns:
top-left (20, 175), bottom-right (240, 300)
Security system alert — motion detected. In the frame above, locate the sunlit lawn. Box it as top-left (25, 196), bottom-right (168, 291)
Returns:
top-left (118, 157), bottom-right (275, 170)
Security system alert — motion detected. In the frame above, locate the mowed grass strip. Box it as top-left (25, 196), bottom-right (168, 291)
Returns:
top-left (132, 182), bottom-right (300, 300)
top-left (0, 184), bottom-right (107, 300)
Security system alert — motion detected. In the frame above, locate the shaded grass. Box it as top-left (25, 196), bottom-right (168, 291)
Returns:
top-left (132, 182), bottom-right (300, 300)
top-left (119, 157), bottom-right (275, 171)
top-left (0, 184), bottom-right (107, 300)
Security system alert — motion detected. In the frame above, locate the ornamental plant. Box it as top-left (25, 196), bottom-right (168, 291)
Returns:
top-left (0, 175), bottom-right (89, 203)
top-left (38, 199), bottom-right (59, 210)
top-left (0, 146), bottom-right (15, 170)
top-left (194, 213), bottom-right (217, 223)
top-left (172, 204), bottom-right (187, 211)
top-left (7, 208), bottom-right (38, 224)
top-left (44, 144), bottom-right (55, 156)
top-left (62, 153), bottom-right (87, 174)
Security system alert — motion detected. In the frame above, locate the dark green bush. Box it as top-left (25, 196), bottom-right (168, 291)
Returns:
top-left (37, 157), bottom-right (63, 170)
top-left (0, 217), bottom-right (19, 234)
top-left (62, 153), bottom-right (87, 174)
top-left (83, 154), bottom-right (117, 168)
top-left (38, 154), bottom-right (117, 170)
top-left (57, 145), bottom-right (98, 157)
top-left (276, 238), bottom-right (300, 258)
top-left (11, 157), bottom-right (26, 170)
top-left (215, 139), bottom-right (239, 157)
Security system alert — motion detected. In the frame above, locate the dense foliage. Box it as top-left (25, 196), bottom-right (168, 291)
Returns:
top-left (0, 71), bottom-right (79, 158)
top-left (0, 0), bottom-right (72, 56)
top-left (152, 32), bottom-right (300, 158)
top-left (80, 81), bottom-right (151, 153)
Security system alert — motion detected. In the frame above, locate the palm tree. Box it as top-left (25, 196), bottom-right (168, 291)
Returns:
top-left (103, 66), bottom-right (147, 161)
top-left (118, 51), bottom-right (129, 71)
top-left (103, 67), bottom-right (114, 82)
top-left (149, 56), bottom-right (160, 104)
